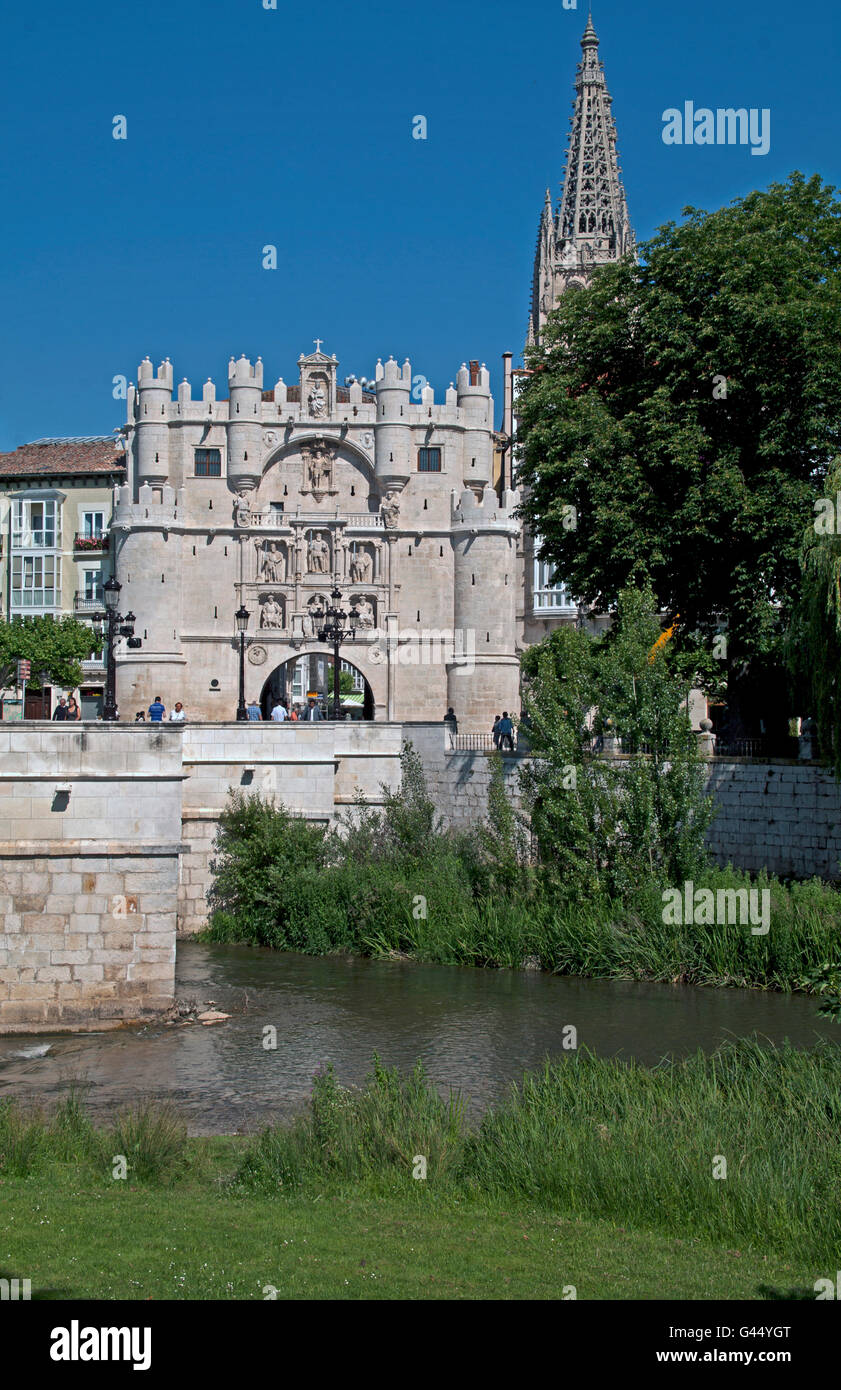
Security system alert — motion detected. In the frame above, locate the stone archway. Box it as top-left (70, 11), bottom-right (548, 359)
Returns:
top-left (260, 651), bottom-right (375, 720)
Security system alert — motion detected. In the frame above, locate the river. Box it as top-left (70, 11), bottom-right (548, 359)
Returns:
top-left (0, 942), bottom-right (836, 1134)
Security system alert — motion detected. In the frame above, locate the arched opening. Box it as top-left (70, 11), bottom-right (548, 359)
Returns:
top-left (260, 652), bottom-right (375, 720)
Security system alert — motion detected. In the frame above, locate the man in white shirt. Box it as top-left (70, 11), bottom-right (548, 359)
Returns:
top-left (270, 700), bottom-right (289, 722)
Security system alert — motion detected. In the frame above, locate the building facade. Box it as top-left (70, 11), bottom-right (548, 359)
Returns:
top-left (112, 349), bottom-right (521, 729)
top-left (0, 438), bottom-right (125, 716)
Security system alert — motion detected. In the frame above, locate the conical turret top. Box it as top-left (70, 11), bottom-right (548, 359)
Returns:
top-left (581, 12), bottom-right (598, 46)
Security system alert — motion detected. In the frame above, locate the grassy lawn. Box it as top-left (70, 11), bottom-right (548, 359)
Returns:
top-left (0, 1151), bottom-right (819, 1301)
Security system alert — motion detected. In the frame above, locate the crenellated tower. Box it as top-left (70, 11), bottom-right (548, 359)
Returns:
top-left (527, 13), bottom-right (635, 346)
top-left (449, 485), bottom-right (521, 726)
top-left (227, 354), bottom-right (264, 497)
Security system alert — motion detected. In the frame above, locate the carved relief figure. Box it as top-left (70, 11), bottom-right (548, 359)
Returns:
top-left (382, 491), bottom-right (401, 529)
top-left (307, 532), bottom-right (330, 574)
top-left (258, 540), bottom-right (283, 582)
top-left (308, 382), bottom-right (326, 417)
top-left (260, 595), bottom-right (284, 629)
top-left (303, 594), bottom-right (327, 638)
top-left (353, 597), bottom-right (375, 629)
top-left (301, 439), bottom-right (335, 495)
top-left (349, 547), bottom-right (372, 583)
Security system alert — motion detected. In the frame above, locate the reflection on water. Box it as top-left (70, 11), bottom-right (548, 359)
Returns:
top-left (0, 943), bottom-right (836, 1135)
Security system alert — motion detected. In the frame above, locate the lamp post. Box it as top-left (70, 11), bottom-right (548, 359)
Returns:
top-left (97, 578), bottom-right (138, 722)
top-left (312, 587), bottom-right (357, 720)
top-left (235, 605), bottom-right (250, 721)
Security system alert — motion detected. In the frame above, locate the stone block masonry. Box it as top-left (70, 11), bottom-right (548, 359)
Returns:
top-left (0, 724), bottom-right (184, 1032)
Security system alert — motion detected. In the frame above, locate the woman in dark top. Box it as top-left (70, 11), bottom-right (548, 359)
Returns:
top-left (66, 696), bottom-right (81, 721)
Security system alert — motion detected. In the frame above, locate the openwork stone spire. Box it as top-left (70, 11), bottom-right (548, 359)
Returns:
top-left (527, 14), bottom-right (635, 346)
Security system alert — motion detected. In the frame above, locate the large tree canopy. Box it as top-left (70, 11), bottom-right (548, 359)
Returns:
top-left (516, 172), bottom-right (841, 730)
top-left (0, 615), bottom-right (98, 694)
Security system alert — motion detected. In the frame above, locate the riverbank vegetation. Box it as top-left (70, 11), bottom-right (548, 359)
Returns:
top-left (2, 1041), bottom-right (837, 1298)
top-left (205, 594), bottom-right (841, 997)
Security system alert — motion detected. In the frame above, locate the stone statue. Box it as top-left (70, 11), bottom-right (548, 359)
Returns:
top-left (308, 383), bottom-right (326, 417)
top-left (349, 549), bottom-right (372, 583)
top-left (303, 595), bottom-right (326, 638)
top-left (259, 541), bottom-right (283, 582)
top-left (307, 534), bottom-right (330, 574)
top-left (382, 491), bottom-right (400, 529)
top-left (353, 598), bottom-right (375, 629)
top-left (260, 595), bottom-right (284, 629)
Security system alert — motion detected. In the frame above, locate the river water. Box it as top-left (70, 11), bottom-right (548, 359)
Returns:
top-left (0, 942), bottom-right (836, 1134)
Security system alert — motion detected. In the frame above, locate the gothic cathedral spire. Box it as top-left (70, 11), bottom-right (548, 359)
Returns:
top-left (527, 14), bottom-right (635, 346)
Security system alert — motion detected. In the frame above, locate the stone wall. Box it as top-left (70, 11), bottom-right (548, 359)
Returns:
top-left (705, 760), bottom-right (841, 880)
top-left (409, 730), bottom-right (841, 881)
top-left (177, 721), bottom-right (404, 934)
top-left (0, 724), bottom-right (184, 1031)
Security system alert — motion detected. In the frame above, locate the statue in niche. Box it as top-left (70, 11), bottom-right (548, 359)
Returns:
top-left (308, 444), bottom-right (333, 492)
top-left (307, 533), bottom-right (330, 574)
top-left (308, 382), bottom-right (326, 417)
top-left (349, 548), bottom-right (372, 583)
top-left (258, 540), bottom-right (284, 582)
top-left (260, 595), bottom-right (284, 629)
top-left (353, 597), bottom-right (375, 629)
top-left (303, 594), bottom-right (327, 638)
top-left (382, 490), bottom-right (400, 529)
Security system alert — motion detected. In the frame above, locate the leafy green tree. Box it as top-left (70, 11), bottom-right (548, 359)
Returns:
top-left (519, 587), bottom-right (713, 900)
top-left (516, 172), bottom-right (841, 734)
top-left (0, 616), bottom-right (98, 694)
top-left (787, 456), bottom-right (841, 774)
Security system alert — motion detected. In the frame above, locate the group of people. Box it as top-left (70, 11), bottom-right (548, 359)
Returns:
top-left (52, 696), bottom-right (81, 721)
top-left (249, 697), bottom-right (324, 722)
top-left (135, 698), bottom-right (186, 723)
top-left (492, 712), bottom-right (516, 751)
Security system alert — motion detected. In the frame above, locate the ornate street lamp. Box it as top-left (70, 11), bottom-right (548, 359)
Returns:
top-left (311, 587), bottom-right (357, 720)
top-left (235, 604), bottom-right (250, 721)
top-left (99, 578), bottom-right (139, 722)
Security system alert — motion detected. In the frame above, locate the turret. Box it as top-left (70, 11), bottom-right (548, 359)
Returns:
top-left (456, 361), bottom-right (493, 486)
top-left (227, 354), bottom-right (264, 495)
top-left (449, 485), bottom-right (521, 730)
top-left (374, 356), bottom-right (412, 487)
top-left (136, 357), bottom-right (174, 488)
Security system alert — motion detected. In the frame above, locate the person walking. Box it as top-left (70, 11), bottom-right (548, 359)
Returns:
top-left (497, 711), bottom-right (515, 752)
top-left (66, 696), bottom-right (81, 721)
top-left (52, 697), bottom-right (68, 721)
top-left (246, 699), bottom-right (262, 721)
top-left (491, 714), bottom-right (501, 749)
top-left (304, 699), bottom-right (322, 721)
top-left (169, 701), bottom-right (186, 722)
top-left (289, 705), bottom-right (299, 721)
top-left (270, 698), bottom-right (288, 722)
top-left (148, 695), bottom-right (166, 722)
top-left (134, 711), bottom-right (146, 722)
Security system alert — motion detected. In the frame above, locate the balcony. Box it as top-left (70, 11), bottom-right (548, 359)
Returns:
top-left (74, 592), bottom-right (105, 614)
top-left (74, 533), bottom-right (109, 552)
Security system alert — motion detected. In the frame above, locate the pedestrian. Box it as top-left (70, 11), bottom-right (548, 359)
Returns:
top-left (169, 701), bottom-right (186, 722)
top-left (134, 711), bottom-right (146, 722)
top-left (52, 697), bottom-right (68, 721)
top-left (270, 698), bottom-right (288, 722)
top-left (148, 695), bottom-right (166, 722)
top-left (304, 698), bottom-right (322, 721)
top-left (289, 705), bottom-right (299, 721)
top-left (246, 698), bottom-right (261, 721)
top-left (497, 711), bottom-right (515, 751)
top-left (66, 696), bottom-right (81, 721)
top-left (491, 713), bottom-right (501, 749)
top-left (444, 706), bottom-right (458, 732)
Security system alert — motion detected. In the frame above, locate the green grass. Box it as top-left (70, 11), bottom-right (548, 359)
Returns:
top-left (0, 1179), bottom-right (821, 1301)
top-left (2, 1040), bottom-right (838, 1300)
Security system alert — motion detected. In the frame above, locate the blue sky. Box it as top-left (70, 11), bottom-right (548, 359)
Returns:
top-left (0, 0), bottom-right (838, 450)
